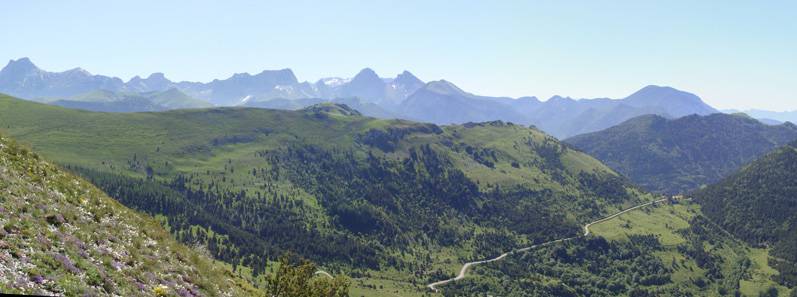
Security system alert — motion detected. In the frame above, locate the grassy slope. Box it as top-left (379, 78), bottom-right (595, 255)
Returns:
top-left (443, 200), bottom-right (792, 296)
top-left (0, 135), bottom-right (259, 296)
top-left (590, 201), bottom-right (790, 296)
top-left (0, 94), bottom-right (645, 295)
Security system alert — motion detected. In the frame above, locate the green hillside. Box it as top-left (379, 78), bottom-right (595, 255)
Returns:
top-left (443, 200), bottom-right (794, 296)
top-left (0, 94), bottom-right (646, 293)
top-left (0, 134), bottom-right (259, 296)
top-left (695, 142), bottom-right (797, 288)
top-left (566, 113), bottom-right (797, 194)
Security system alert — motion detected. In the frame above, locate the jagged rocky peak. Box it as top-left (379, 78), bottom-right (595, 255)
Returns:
top-left (393, 70), bottom-right (423, 86)
top-left (349, 68), bottom-right (383, 85)
top-left (254, 68), bottom-right (299, 84)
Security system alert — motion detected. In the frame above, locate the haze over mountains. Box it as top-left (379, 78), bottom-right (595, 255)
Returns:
top-left (1, 57), bottom-right (795, 296)
top-left (0, 57), bottom-right (731, 138)
top-left (724, 109), bottom-right (797, 125)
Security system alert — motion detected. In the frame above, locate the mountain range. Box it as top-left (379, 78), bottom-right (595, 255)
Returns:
top-left (0, 93), bottom-right (646, 295)
top-left (1, 57), bottom-right (723, 138)
top-left (2, 90), bottom-right (796, 295)
top-left (49, 88), bottom-right (213, 112)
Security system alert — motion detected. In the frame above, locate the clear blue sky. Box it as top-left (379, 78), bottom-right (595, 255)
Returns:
top-left (2, 1), bottom-right (795, 110)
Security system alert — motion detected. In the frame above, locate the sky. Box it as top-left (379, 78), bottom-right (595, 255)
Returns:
top-left (1, 1), bottom-right (795, 111)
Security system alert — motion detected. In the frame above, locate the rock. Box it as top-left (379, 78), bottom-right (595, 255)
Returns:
top-left (45, 213), bottom-right (65, 226)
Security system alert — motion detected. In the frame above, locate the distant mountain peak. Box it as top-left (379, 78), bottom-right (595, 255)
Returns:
top-left (547, 95), bottom-right (576, 102)
top-left (640, 84), bottom-right (675, 91)
top-left (125, 72), bottom-right (173, 92)
top-left (352, 68), bottom-right (381, 81)
top-left (147, 72), bottom-right (167, 80)
top-left (2, 57), bottom-right (40, 73)
top-left (254, 68), bottom-right (298, 84)
top-left (357, 67), bottom-right (377, 75)
top-left (397, 70), bottom-right (416, 78)
top-left (627, 85), bottom-right (698, 101)
top-left (393, 70), bottom-right (422, 85)
top-left (517, 96), bottom-right (541, 103)
top-left (425, 80), bottom-right (466, 95)
top-left (623, 85), bottom-right (717, 116)
top-left (65, 67), bottom-right (91, 76)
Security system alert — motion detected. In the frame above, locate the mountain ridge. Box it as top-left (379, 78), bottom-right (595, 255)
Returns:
top-left (566, 113), bottom-right (797, 194)
top-left (1, 57), bottom-right (722, 138)
top-left (0, 93), bottom-right (646, 292)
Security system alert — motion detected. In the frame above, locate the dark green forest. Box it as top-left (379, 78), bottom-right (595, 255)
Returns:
top-left (567, 113), bottom-right (797, 194)
top-left (2, 94), bottom-right (796, 296)
top-left (696, 143), bottom-right (797, 287)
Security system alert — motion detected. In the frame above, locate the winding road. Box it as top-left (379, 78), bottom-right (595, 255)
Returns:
top-left (427, 198), bottom-right (669, 292)
top-left (315, 270), bottom-right (334, 279)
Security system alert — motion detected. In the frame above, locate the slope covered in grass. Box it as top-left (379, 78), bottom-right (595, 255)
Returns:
top-left (443, 200), bottom-right (794, 296)
top-left (0, 134), bottom-right (259, 296)
top-left (695, 142), bottom-right (797, 288)
top-left (0, 93), bottom-right (647, 292)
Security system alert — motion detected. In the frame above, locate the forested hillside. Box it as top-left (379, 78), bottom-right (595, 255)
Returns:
top-left (0, 134), bottom-right (259, 296)
top-left (566, 113), bottom-right (797, 194)
top-left (0, 94), bottom-right (647, 292)
top-left (695, 142), bottom-right (797, 288)
top-left (444, 200), bottom-right (795, 296)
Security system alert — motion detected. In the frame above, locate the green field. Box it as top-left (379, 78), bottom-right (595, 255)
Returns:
top-left (591, 201), bottom-right (791, 297)
top-left (432, 200), bottom-right (793, 296)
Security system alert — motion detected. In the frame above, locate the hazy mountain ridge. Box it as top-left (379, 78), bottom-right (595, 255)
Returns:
top-left (0, 58), bottom-right (124, 99)
top-left (49, 88), bottom-right (213, 112)
top-left (566, 113), bottom-right (797, 194)
top-left (1, 57), bottom-right (721, 138)
top-left (725, 108), bottom-right (797, 125)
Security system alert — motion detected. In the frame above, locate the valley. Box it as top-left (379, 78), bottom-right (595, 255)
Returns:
top-left (1, 91), bottom-right (795, 296)
top-left (428, 197), bottom-right (668, 292)
top-left (3, 3), bottom-right (796, 296)
top-left (0, 94), bottom-right (647, 295)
